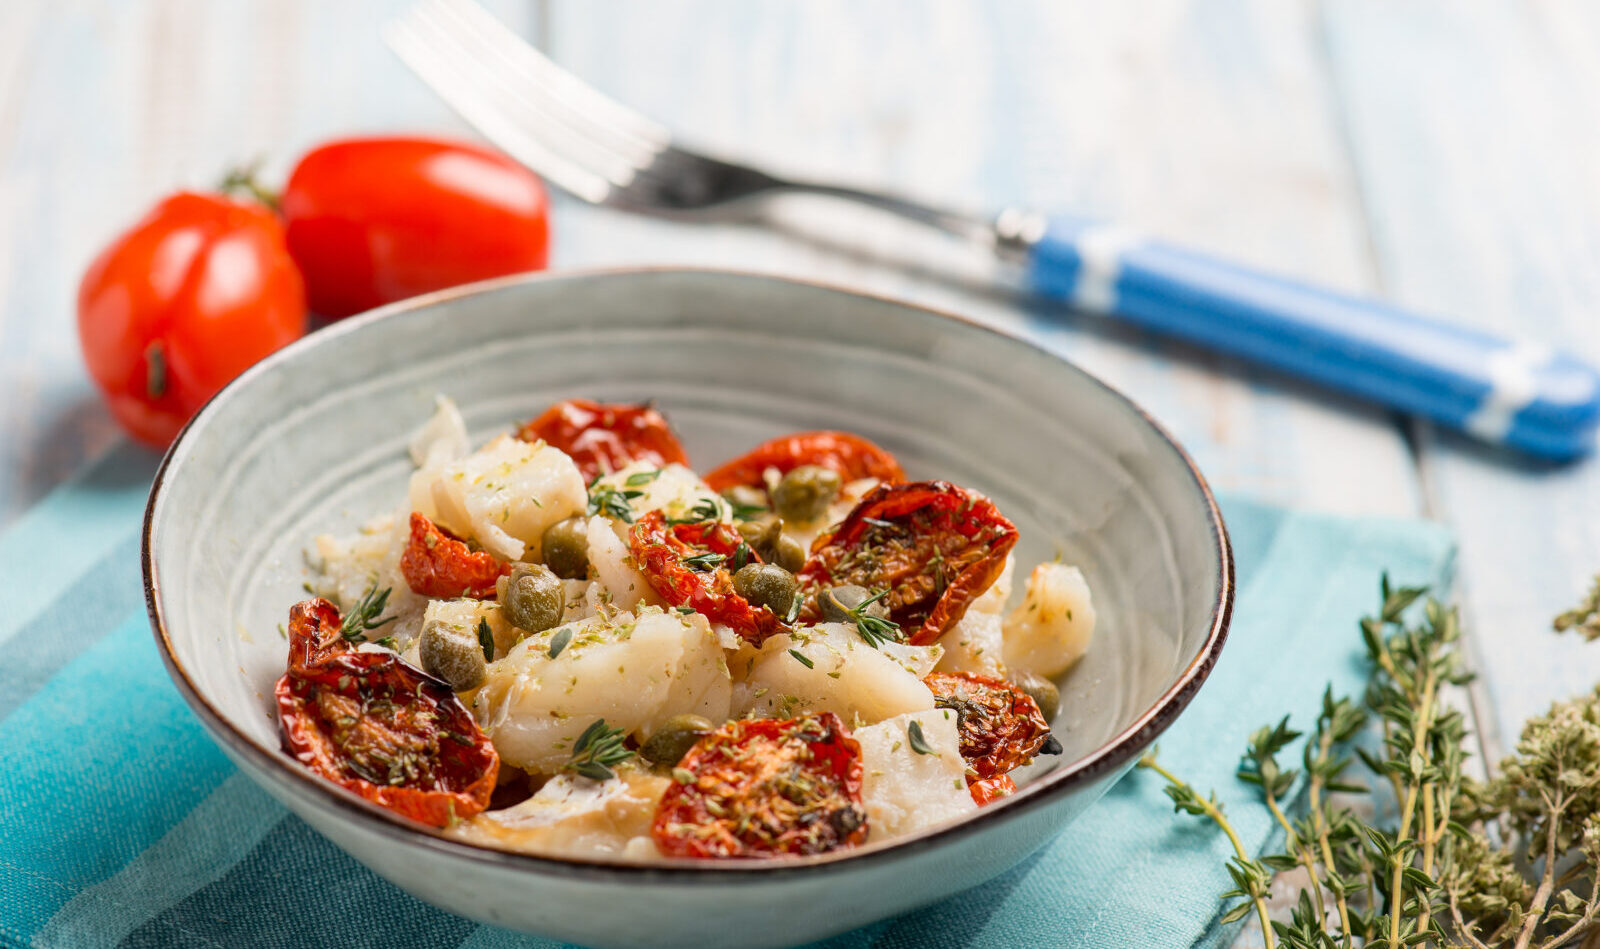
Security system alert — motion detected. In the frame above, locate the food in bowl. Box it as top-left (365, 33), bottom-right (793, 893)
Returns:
top-left (278, 396), bottom-right (1097, 861)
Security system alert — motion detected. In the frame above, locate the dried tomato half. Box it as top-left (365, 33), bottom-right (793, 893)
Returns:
top-left (970, 774), bottom-right (1017, 806)
top-left (399, 512), bottom-right (510, 599)
top-left (629, 509), bottom-right (784, 645)
top-left (925, 671), bottom-right (1052, 803)
top-left (704, 431), bottom-right (905, 494)
top-left (275, 597), bottom-right (499, 827)
top-left (653, 713), bottom-right (867, 858)
top-left (517, 398), bottom-right (688, 480)
top-left (799, 481), bottom-right (1018, 645)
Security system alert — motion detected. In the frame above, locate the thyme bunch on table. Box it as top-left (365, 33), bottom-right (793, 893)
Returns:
top-left (1141, 575), bottom-right (1600, 949)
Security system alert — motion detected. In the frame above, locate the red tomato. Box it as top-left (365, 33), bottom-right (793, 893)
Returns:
top-left (924, 671), bottom-right (1056, 804)
top-left (275, 598), bottom-right (499, 827)
top-left (518, 399), bottom-right (689, 481)
top-left (652, 714), bottom-right (867, 858)
top-left (281, 137), bottom-right (550, 317)
top-left (704, 431), bottom-right (905, 494)
top-left (399, 512), bottom-right (510, 599)
top-left (799, 481), bottom-right (1019, 645)
top-left (629, 510), bottom-right (784, 645)
top-left (77, 192), bottom-right (305, 447)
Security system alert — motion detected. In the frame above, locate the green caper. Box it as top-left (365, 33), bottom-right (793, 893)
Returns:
top-left (640, 714), bottom-right (715, 766)
top-left (815, 584), bottom-right (888, 624)
top-left (419, 619), bottom-right (487, 692)
top-left (732, 562), bottom-right (799, 616)
top-left (736, 519), bottom-right (806, 574)
top-left (771, 465), bottom-right (841, 522)
top-left (1011, 669), bottom-right (1061, 722)
top-left (541, 516), bottom-right (590, 580)
top-left (497, 562), bottom-right (565, 633)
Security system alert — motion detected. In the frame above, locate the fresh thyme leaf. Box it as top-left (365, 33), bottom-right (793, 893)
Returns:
top-left (848, 588), bottom-right (900, 648)
top-left (562, 718), bottom-right (633, 782)
top-left (547, 625), bottom-right (573, 659)
top-left (732, 541), bottom-right (752, 573)
top-left (906, 719), bottom-right (936, 756)
top-left (729, 501), bottom-right (768, 522)
top-left (681, 551), bottom-right (726, 572)
top-left (784, 592), bottom-right (804, 625)
top-left (340, 584), bottom-right (396, 642)
top-left (624, 469), bottom-right (661, 487)
top-left (676, 606), bottom-right (697, 615)
top-left (587, 478), bottom-right (644, 523)
top-left (668, 497), bottom-right (725, 526)
top-left (477, 618), bottom-right (495, 662)
top-left (788, 648), bottom-right (814, 669)
top-left (374, 636), bottom-right (397, 651)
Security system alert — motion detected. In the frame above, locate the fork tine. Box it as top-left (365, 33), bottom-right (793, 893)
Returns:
top-left (385, 14), bottom-right (616, 203)
top-left (432, 0), bottom-right (671, 153)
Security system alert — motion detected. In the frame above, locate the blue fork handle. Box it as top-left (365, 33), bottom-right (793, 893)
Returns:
top-left (1023, 215), bottom-right (1600, 460)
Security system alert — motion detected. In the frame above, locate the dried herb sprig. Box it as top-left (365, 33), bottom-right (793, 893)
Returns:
top-left (587, 479), bottom-right (644, 523)
top-left (340, 584), bottom-right (396, 643)
top-left (563, 719), bottom-right (634, 782)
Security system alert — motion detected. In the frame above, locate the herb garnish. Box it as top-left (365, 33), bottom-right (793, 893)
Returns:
top-left (340, 584), bottom-right (396, 643)
top-left (788, 648), bottom-right (815, 669)
top-left (562, 719), bottom-right (634, 782)
top-left (547, 626), bottom-right (573, 659)
top-left (669, 497), bottom-right (725, 526)
top-left (848, 588), bottom-right (900, 648)
top-left (906, 719), bottom-right (936, 756)
top-left (729, 501), bottom-right (768, 522)
top-left (784, 592), bottom-right (805, 625)
top-left (587, 477), bottom-right (644, 523)
top-left (681, 551), bottom-right (726, 572)
top-left (624, 469), bottom-right (661, 487)
top-left (476, 618), bottom-right (495, 662)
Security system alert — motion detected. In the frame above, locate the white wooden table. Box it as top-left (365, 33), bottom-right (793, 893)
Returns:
top-left (3, 0), bottom-right (1598, 857)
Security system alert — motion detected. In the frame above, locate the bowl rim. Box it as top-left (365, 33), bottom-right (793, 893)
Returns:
top-left (143, 265), bottom-right (1234, 881)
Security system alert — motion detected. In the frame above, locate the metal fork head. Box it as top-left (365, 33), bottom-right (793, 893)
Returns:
top-left (384, 0), bottom-right (784, 215)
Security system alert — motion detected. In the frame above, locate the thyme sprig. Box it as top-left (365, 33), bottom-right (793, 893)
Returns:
top-left (587, 477), bottom-right (643, 523)
top-left (849, 588), bottom-right (901, 648)
top-left (1142, 574), bottom-right (1600, 949)
top-left (340, 584), bottom-right (396, 643)
top-left (563, 719), bottom-right (634, 782)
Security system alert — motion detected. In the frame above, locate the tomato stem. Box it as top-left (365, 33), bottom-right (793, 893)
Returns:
top-left (145, 341), bottom-right (167, 399)
top-left (218, 161), bottom-right (280, 211)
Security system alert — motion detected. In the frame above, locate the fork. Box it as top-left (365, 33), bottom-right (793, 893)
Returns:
top-left (386, 0), bottom-right (1600, 461)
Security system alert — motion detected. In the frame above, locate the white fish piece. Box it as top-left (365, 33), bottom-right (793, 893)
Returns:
top-left (307, 514), bottom-right (430, 647)
top-left (450, 768), bottom-right (670, 857)
top-left (585, 515), bottom-right (657, 610)
top-left (934, 555), bottom-right (1014, 678)
top-left (1003, 562), bottom-right (1096, 678)
top-left (732, 623), bottom-right (934, 725)
top-left (474, 608), bottom-right (731, 773)
top-left (410, 434), bottom-right (586, 563)
top-left (408, 395), bottom-right (470, 469)
top-left (855, 709), bottom-right (975, 841)
top-left (592, 461), bottom-right (721, 524)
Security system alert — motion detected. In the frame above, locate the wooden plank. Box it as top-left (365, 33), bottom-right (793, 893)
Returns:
top-left (1321, 0), bottom-right (1600, 751)
top-left (542, 0), bottom-right (1423, 516)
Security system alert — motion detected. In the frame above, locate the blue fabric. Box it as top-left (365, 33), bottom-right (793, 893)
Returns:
top-left (0, 446), bottom-right (1454, 949)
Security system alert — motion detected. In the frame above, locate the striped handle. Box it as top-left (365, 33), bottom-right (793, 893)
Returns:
top-left (1022, 215), bottom-right (1600, 460)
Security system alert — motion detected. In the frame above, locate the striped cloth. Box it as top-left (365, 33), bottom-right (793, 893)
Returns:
top-left (0, 443), bottom-right (1453, 949)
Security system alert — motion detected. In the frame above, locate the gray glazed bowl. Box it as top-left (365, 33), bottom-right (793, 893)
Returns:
top-left (143, 268), bottom-right (1231, 949)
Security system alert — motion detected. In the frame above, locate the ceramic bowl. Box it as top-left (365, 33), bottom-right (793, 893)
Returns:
top-left (143, 268), bottom-right (1232, 949)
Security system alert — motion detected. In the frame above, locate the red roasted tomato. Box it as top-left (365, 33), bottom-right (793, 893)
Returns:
top-left (704, 431), bottom-right (905, 494)
top-left (399, 512), bottom-right (510, 599)
top-left (925, 671), bottom-right (1055, 804)
top-left (652, 713), bottom-right (867, 858)
top-left (275, 598), bottom-right (499, 827)
top-left (77, 191), bottom-right (306, 447)
top-left (281, 136), bottom-right (550, 318)
top-left (799, 481), bottom-right (1019, 645)
top-left (517, 398), bottom-right (689, 481)
top-left (629, 510), bottom-right (784, 644)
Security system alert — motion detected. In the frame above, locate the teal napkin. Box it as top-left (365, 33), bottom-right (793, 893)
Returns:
top-left (0, 444), bottom-right (1454, 949)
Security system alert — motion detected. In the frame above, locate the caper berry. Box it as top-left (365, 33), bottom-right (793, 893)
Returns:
top-left (736, 519), bottom-right (807, 574)
top-left (815, 584), bottom-right (888, 624)
top-left (1011, 669), bottom-right (1061, 722)
top-left (541, 516), bottom-right (590, 580)
top-left (497, 562), bottom-right (565, 633)
top-left (640, 713), bottom-right (714, 766)
top-left (732, 562), bottom-right (799, 616)
top-left (419, 619), bottom-right (487, 692)
top-left (771, 465), bottom-right (841, 522)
